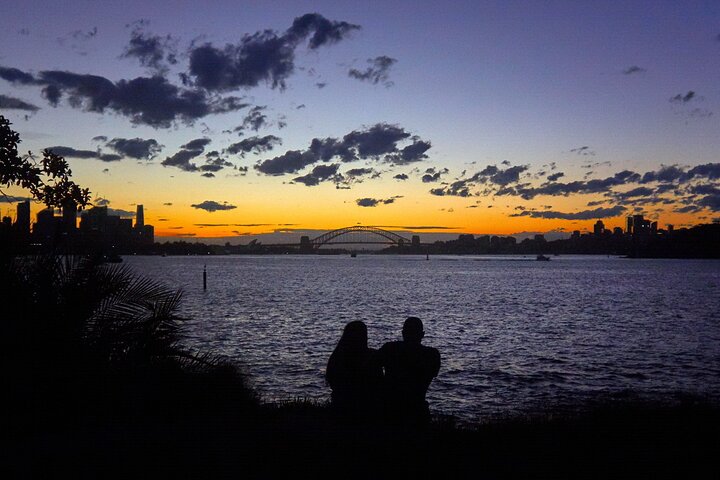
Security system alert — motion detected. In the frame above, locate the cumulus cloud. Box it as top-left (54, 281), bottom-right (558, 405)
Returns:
top-left (421, 167), bottom-right (448, 183)
top-left (348, 56), bottom-right (397, 87)
top-left (292, 163), bottom-right (340, 186)
top-left (187, 13), bottom-right (359, 91)
top-left (121, 23), bottom-right (178, 73)
top-left (227, 135), bottom-right (281, 157)
top-left (190, 200), bottom-right (237, 212)
top-left (0, 94), bottom-right (39, 111)
top-left (356, 196), bottom-right (402, 207)
top-left (46, 145), bottom-right (121, 162)
top-left (394, 173), bottom-right (409, 181)
top-left (429, 164), bottom-right (529, 197)
top-left (546, 172), bottom-right (564, 182)
top-left (106, 137), bottom-right (163, 159)
top-left (231, 106), bottom-right (268, 134)
top-left (0, 66), bottom-right (248, 127)
top-left (255, 123), bottom-right (430, 176)
top-left (161, 137), bottom-right (211, 171)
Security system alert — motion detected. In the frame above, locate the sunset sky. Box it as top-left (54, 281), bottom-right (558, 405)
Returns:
top-left (1, 1), bottom-right (719, 242)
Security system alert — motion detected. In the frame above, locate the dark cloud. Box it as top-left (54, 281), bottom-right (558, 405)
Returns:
top-left (106, 137), bottom-right (162, 159)
top-left (429, 164), bottom-right (528, 197)
top-left (92, 135), bottom-right (108, 142)
top-left (293, 163), bottom-right (340, 186)
top-left (190, 200), bottom-right (237, 212)
top-left (570, 146), bottom-right (595, 156)
top-left (639, 165), bottom-right (685, 184)
top-left (227, 135), bottom-right (281, 157)
top-left (121, 25), bottom-right (177, 73)
top-left (315, 82), bottom-right (327, 89)
top-left (0, 94), bottom-right (39, 111)
top-left (510, 206), bottom-right (627, 220)
top-left (0, 195), bottom-right (32, 203)
top-left (46, 145), bottom-right (121, 162)
top-left (670, 91), bottom-right (696, 103)
top-left (187, 13), bottom-right (359, 92)
top-left (232, 106), bottom-right (268, 134)
top-left (356, 196), bottom-right (401, 207)
top-left (0, 66), bottom-right (248, 127)
top-left (348, 56), bottom-right (397, 87)
top-left (394, 173), bottom-right (409, 181)
top-left (623, 66), bottom-right (646, 75)
top-left (0, 66), bottom-right (36, 84)
top-left (687, 163), bottom-right (720, 180)
top-left (421, 167), bottom-right (449, 183)
top-left (496, 170), bottom-right (641, 200)
top-left (161, 138), bottom-right (211, 171)
top-left (546, 172), bottom-right (564, 182)
top-left (255, 123), bottom-right (430, 175)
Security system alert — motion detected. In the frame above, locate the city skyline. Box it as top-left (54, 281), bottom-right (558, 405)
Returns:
top-left (1, 1), bottom-right (719, 241)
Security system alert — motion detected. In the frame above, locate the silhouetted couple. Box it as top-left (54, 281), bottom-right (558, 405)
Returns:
top-left (326, 317), bottom-right (441, 426)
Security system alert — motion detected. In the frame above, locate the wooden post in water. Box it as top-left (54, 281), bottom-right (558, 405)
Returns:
top-left (203, 265), bottom-right (207, 290)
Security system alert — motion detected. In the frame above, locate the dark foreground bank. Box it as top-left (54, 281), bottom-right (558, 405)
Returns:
top-left (9, 369), bottom-right (719, 479)
top-left (5, 256), bottom-right (718, 478)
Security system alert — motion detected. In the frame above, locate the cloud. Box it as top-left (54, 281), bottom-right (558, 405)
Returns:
top-left (231, 105), bottom-right (268, 134)
top-left (394, 173), bottom-right (409, 181)
top-left (546, 172), bottom-right (564, 181)
top-left (510, 205), bottom-right (627, 220)
top-left (429, 164), bottom-right (529, 196)
top-left (421, 167), bottom-right (449, 183)
top-left (161, 137), bottom-right (211, 171)
top-left (227, 135), bottom-right (281, 157)
top-left (356, 196), bottom-right (402, 207)
top-left (0, 195), bottom-right (32, 203)
top-left (293, 163), bottom-right (340, 186)
top-left (0, 94), bottom-right (39, 111)
top-left (255, 123), bottom-right (430, 175)
top-left (623, 66), bottom-right (646, 75)
top-left (106, 137), bottom-right (163, 159)
top-left (570, 146), bottom-right (595, 156)
top-left (121, 24), bottom-right (177, 73)
top-left (0, 66), bottom-right (248, 127)
top-left (46, 145), bottom-right (122, 161)
top-left (348, 56), bottom-right (397, 87)
top-left (670, 91), bottom-right (696, 103)
top-left (190, 200), bottom-right (237, 212)
top-left (187, 13), bottom-right (359, 91)
top-left (375, 225), bottom-right (459, 230)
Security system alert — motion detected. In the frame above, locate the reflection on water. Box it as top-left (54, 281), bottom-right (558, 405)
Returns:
top-left (124, 255), bottom-right (720, 422)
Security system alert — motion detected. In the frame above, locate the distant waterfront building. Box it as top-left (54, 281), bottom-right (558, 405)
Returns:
top-left (61, 199), bottom-right (77, 233)
top-left (667, 224), bottom-right (674, 233)
top-left (626, 216), bottom-right (633, 235)
top-left (593, 220), bottom-right (605, 236)
top-left (412, 235), bottom-right (420, 247)
top-left (651, 221), bottom-right (658, 235)
top-left (15, 199), bottom-right (30, 237)
top-left (632, 214), bottom-right (652, 236)
top-left (613, 227), bottom-right (623, 236)
top-left (34, 208), bottom-right (57, 240)
top-left (136, 204), bottom-right (144, 228)
top-left (571, 230), bottom-right (581, 239)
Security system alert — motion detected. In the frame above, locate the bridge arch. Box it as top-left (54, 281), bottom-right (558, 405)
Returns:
top-left (309, 226), bottom-right (412, 248)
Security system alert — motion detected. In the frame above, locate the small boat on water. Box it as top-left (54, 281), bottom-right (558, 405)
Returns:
top-left (350, 252), bottom-right (357, 258)
top-left (536, 254), bottom-right (550, 261)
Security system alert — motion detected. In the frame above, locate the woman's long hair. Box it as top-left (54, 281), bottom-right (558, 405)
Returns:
top-left (333, 320), bottom-right (368, 354)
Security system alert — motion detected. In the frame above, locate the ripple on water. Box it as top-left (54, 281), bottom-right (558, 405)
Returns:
top-left (123, 255), bottom-right (720, 423)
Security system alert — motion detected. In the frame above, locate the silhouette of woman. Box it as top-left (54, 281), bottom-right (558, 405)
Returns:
top-left (326, 321), bottom-right (382, 419)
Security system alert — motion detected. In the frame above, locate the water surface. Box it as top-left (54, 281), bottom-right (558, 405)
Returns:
top-left (124, 255), bottom-right (720, 422)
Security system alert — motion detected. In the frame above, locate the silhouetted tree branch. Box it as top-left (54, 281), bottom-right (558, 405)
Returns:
top-left (0, 114), bottom-right (90, 208)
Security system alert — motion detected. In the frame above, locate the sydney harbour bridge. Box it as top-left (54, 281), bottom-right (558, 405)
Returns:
top-left (268, 225), bottom-right (424, 250)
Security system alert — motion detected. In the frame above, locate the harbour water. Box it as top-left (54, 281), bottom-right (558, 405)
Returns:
top-left (124, 255), bottom-right (720, 423)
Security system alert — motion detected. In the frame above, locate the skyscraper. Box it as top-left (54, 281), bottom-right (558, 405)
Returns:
top-left (15, 199), bottom-right (30, 237)
top-left (136, 204), bottom-right (144, 229)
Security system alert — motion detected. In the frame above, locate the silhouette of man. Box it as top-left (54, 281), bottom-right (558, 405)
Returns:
top-left (379, 317), bottom-right (440, 426)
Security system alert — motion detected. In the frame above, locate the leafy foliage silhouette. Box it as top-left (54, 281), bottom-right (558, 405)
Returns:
top-left (0, 114), bottom-right (90, 207)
